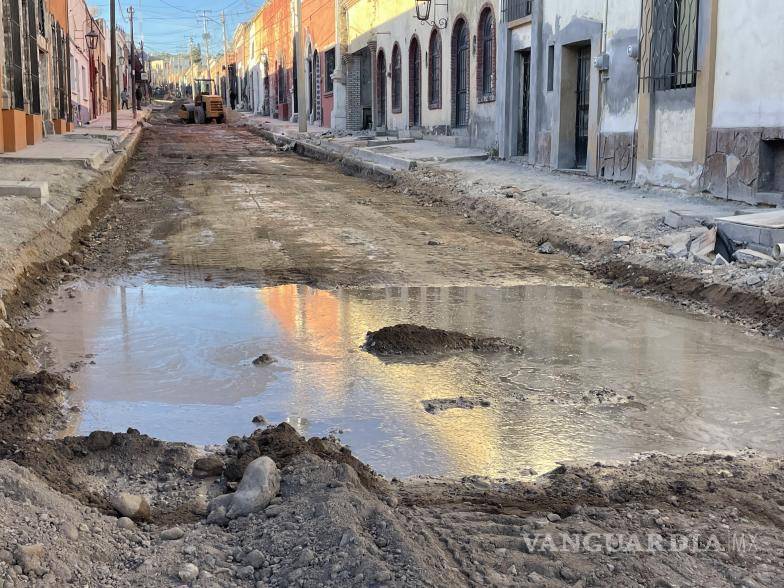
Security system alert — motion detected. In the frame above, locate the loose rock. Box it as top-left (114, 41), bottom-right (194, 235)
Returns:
top-left (109, 492), bottom-right (150, 521)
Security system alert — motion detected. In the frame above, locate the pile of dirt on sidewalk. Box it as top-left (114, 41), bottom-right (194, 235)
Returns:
top-left (364, 323), bottom-right (521, 356)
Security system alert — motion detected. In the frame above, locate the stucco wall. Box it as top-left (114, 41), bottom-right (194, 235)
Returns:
top-left (712, 1), bottom-right (784, 129)
top-left (345, 0), bottom-right (499, 150)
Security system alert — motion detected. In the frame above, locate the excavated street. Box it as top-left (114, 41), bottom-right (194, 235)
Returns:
top-left (0, 107), bottom-right (783, 586)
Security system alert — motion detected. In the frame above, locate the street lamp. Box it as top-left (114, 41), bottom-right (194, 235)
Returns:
top-left (414, 0), bottom-right (431, 21)
top-left (414, 0), bottom-right (448, 30)
top-left (85, 28), bottom-right (99, 50)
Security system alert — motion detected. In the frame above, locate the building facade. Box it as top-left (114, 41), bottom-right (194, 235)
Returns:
top-left (1, 0), bottom-right (72, 151)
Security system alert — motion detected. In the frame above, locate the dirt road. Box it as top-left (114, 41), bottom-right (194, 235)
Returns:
top-left (1, 108), bottom-right (783, 587)
top-left (97, 109), bottom-right (587, 289)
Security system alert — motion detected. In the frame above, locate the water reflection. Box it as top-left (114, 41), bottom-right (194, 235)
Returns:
top-left (34, 282), bottom-right (784, 478)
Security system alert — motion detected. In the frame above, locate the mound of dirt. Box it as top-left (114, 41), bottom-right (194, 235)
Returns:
top-left (223, 423), bottom-right (388, 495)
top-left (363, 324), bottom-right (521, 356)
top-left (11, 370), bottom-right (70, 395)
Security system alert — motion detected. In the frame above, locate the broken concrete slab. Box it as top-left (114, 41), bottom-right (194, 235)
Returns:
top-left (666, 234), bottom-right (692, 259)
top-left (663, 209), bottom-right (706, 230)
top-left (690, 227), bottom-right (717, 258)
top-left (733, 249), bottom-right (777, 266)
top-left (613, 236), bottom-right (633, 252)
top-left (0, 181), bottom-right (50, 205)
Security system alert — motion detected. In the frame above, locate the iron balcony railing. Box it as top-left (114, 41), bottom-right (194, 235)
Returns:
top-left (503, 0), bottom-right (533, 22)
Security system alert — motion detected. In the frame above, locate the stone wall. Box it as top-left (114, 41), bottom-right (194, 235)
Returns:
top-left (598, 132), bottom-right (635, 182)
top-left (702, 128), bottom-right (784, 201)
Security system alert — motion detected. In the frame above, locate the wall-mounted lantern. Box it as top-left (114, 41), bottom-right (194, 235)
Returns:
top-left (414, 0), bottom-right (448, 30)
top-left (85, 28), bottom-right (99, 50)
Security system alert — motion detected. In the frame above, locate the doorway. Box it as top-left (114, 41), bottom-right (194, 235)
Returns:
top-left (516, 50), bottom-right (531, 156)
top-left (575, 45), bottom-right (591, 169)
top-left (409, 37), bottom-right (421, 127)
top-left (376, 50), bottom-right (387, 128)
top-left (452, 19), bottom-right (469, 127)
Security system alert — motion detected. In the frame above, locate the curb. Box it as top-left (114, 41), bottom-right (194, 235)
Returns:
top-left (243, 124), bottom-right (398, 184)
top-left (0, 120), bottom-right (147, 300)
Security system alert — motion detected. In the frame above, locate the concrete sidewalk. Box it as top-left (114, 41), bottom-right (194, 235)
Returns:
top-left (239, 114), bottom-right (488, 171)
top-left (237, 112), bottom-right (753, 241)
top-left (0, 108), bottom-right (149, 299)
top-left (0, 108), bottom-right (151, 169)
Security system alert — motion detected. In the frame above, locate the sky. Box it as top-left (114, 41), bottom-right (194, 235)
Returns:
top-left (90, 0), bottom-right (264, 56)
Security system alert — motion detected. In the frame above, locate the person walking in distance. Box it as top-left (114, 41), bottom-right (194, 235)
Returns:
top-left (120, 89), bottom-right (129, 109)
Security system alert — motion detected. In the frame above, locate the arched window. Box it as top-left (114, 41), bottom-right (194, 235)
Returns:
top-left (477, 7), bottom-right (496, 102)
top-left (391, 43), bottom-right (402, 113)
top-left (428, 30), bottom-right (442, 110)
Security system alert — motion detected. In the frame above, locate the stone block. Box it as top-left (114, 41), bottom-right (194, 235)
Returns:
top-left (0, 181), bottom-right (50, 205)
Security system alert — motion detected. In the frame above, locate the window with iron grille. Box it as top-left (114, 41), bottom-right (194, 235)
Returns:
top-left (477, 7), bottom-right (496, 102)
top-left (502, 0), bottom-right (532, 22)
top-left (428, 30), bottom-right (442, 109)
top-left (324, 48), bottom-right (335, 93)
top-left (640, 0), bottom-right (699, 92)
top-left (6, 0), bottom-right (25, 110)
top-left (26, 0), bottom-right (41, 114)
top-left (37, 0), bottom-right (45, 35)
top-left (391, 43), bottom-right (402, 113)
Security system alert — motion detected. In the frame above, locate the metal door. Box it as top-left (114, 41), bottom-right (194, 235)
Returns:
top-left (408, 38), bottom-right (421, 127)
top-left (575, 46), bottom-right (590, 169)
top-left (516, 50), bottom-right (531, 156)
top-left (454, 22), bottom-right (469, 127)
top-left (376, 52), bottom-right (386, 128)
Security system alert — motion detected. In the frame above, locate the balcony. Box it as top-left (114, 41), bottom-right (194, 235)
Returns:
top-left (502, 0), bottom-right (533, 22)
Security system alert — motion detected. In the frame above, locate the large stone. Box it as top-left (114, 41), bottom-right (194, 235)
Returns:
top-left (0, 298), bottom-right (6, 321)
top-left (192, 456), bottom-right (224, 478)
top-left (160, 527), bottom-right (185, 540)
top-left (109, 492), bottom-right (151, 521)
top-left (178, 563), bottom-right (200, 582)
top-left (226, 456), bottom-right (280, 519)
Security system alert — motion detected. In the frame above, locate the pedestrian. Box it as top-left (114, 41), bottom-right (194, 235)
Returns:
top-left (230, 89), bottom-right (237, 110)
top-left (120, 89), bottom-right (129, 109)
top-left (135, 86), bottom-right (143, 107)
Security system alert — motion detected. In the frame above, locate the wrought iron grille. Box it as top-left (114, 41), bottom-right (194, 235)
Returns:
top-left (502, 0), bottom-right (532, 22)
top-left (8, 0), bottom-right (25, 110)
top-left (37, 0), bottom-right (45, 35)
top-left (639, 0), bottom-right (699, 92)
top-left (26, 0), bottom-right (41, 114)
top-left (54, 23), bottom-right (68, 119)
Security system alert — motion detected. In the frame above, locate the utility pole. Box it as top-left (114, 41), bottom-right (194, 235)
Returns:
top-left (128, 5), bottom-right (137, 118)
top-left (221, 11), bottom-right (230, 107)
top-left (188, 37), bottom-right (197, 99)
top-left (296, 0), bottom-right (306, 132)
top-left (201, 11), bottom-right (212, 93)
top-left (110, 0), bottom-right (117, 129)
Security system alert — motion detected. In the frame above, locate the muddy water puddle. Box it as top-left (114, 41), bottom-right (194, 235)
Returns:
top-left (34, 281), bottom-right (784, 479)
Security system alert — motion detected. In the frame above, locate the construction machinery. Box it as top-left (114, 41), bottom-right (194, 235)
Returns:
top-left (179, 79), bottom-right (224, 124)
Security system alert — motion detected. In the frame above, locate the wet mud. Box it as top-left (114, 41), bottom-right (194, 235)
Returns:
top-left (363, 323), bottom-right (521, 356)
